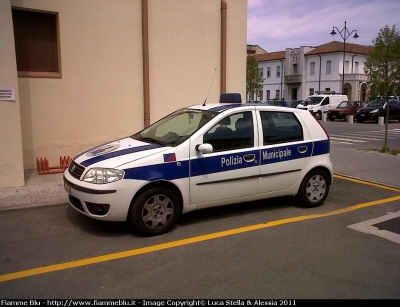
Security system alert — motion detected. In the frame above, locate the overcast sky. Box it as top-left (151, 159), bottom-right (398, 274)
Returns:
top-left (247, 0), bottom-right (400, 52)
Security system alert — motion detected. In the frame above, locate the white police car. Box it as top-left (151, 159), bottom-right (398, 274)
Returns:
top-left (64, 93), bottom-right (333, 236)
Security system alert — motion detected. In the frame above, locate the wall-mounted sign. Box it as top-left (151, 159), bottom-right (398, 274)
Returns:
top-left (0, 87), bottom-right (15, 101)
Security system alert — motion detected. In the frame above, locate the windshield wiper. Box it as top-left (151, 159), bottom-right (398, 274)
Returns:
top-left (139, 135), bottom-right (165, 145)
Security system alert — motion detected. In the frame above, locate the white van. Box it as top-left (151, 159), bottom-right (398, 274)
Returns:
top-left (297, 91), bottom-right (348, 120)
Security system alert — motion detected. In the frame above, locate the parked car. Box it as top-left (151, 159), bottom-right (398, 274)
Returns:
top-left (327, 101), bottom-right (367, 122)
top-left (287, 100), bottom-right (302, 108)
top-left (64, 93), bottom-right (333, 236)
top-left (356, 99), bottom-right (400, 123)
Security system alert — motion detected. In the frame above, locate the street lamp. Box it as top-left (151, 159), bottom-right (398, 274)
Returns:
top-left (330, 21), bottom-right (359, 94)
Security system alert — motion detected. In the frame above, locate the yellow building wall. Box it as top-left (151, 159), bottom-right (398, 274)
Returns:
top-left (1, 0), bottom-right (247, 188)
top-left (0, 0), bottom-right (25, 188)
top-left (12, 0), bottom-right (144, 171)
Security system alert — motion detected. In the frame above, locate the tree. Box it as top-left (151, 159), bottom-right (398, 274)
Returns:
top-left (246, 55), bottom-right (264, 101)
top-left (364, 25), bottom-right (400, 151)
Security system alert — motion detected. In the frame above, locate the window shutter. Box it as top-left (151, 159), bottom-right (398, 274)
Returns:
top-left (12, 9), bottom-right (58, 73)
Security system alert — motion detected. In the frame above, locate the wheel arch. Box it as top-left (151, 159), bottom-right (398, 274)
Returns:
top-left (127, 180), bottom-right (184, 220)
top-left (295, 165), bottom-right (332, 208)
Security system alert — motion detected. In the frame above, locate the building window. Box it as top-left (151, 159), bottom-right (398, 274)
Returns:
top-left (309, 88), bottom-right (314, 95)
top-left (275, 90), bottom-right (280, 99)
top-left (266, 90), bottom-right (270, 100)
top-left (12, 8), bottom-right (61, 78)
top-left (276, 66), bottom-right (281, 78)
top-left (310, 62), bottom-right (315, 75)
top-left (345, 60), bottom-right (349, 73)
top-left (326, 61), bottom-right (331, 74)
top-left (267, 67), bottom-right (271, 78)
top-left (325, 88), bottom-right (330, 92)
top-left (293, 64), bottom-right (298, 75)
top-left (355, 62), bottom-right (359, 73)
top-left (259, 68), bottom-right (264, 78)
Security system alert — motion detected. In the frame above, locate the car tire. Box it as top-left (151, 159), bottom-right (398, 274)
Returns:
top-left (315, 111), bottom-right (322, 120)
top-left (345, 114), bottom-right (350, 122)
top-left (358, 118), bottom-right (364, 123)
top-left (129, 187), bottom-right (181, 236)
top-left (297, 170), bottom-right (329, 208)
top-left (329, 118), bottom-right (335, 121)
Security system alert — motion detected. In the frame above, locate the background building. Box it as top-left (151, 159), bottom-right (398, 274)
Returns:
top-left (0, 0), bottom-right (247, 189)
top-left (247, 44), bottom-right (267, 55)
top-left (255, 41), bottom-right (371, 102)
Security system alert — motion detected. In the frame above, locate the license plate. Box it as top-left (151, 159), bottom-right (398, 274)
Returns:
top-left (360, 114), bottom-right (365, 117)
top-left (331, 115), bottom-right (336, 118)
top-left (64, 181), bottom-right (71, 195)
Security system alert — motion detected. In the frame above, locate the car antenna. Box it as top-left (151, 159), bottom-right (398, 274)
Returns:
top-left (203, 68), bottom-right (217, 106)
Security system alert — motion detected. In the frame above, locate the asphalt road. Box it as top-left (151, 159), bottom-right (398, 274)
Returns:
top-left (0, 176), bottom-right (399, 298)
top-left (321, 118), bottom-right (400, 150)
top-left (0, 120), bottom-right (399, 299)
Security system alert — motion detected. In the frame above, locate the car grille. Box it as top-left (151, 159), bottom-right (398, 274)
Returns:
top-left (68, 161), bottom-right (85, 179)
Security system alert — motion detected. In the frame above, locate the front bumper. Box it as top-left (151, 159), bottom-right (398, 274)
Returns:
top-left (356, 113), bottom-right (379, 121)
top-left (63, 172), bottom-right (141, 221)
top-left (327, 112), bottom-right (345, 120)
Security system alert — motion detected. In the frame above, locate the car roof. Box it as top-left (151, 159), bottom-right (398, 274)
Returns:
top-left (186, 103), bottom-right (303, 113)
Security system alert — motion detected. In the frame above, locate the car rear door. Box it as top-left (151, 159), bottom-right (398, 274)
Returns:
top-left (257, 109), bottom-right (312, 194)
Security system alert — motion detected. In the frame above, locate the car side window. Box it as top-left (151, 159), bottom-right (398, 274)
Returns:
top-left (322, 97), bottom-right (329, 105)
top-left (260, 111), bottom-right (303, 145)
top-left (203, 112), bottom-right (254, 152)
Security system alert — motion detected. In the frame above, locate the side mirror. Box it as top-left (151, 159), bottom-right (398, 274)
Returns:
top-left (195, 143), bottom-right (213, 154)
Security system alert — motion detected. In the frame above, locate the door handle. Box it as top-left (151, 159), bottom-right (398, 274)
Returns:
top-left (243, 154), bottom-right (255, 162)
top-left (298, 146), bottom-right (308, 153)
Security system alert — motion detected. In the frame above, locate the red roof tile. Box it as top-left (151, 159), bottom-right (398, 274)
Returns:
top-left (306, 41), bottom-right (373, 55)
top-left (253, 41), bottom-right (373, 62)
top-left (254, 51), bottom-right (285, 62)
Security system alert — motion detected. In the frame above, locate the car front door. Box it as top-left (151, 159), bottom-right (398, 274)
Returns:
top-left (389, 101), bottom-right (400, 119)
top-left (321, 97), bottom-right (330, 113)
top-left (189, 110), bottom-right (260, 207)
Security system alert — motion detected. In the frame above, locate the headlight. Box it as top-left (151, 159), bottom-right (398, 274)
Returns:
top-left (83, 168), bottom-right (125, 184)
top-left (370, 109), bottom-right (380, 114)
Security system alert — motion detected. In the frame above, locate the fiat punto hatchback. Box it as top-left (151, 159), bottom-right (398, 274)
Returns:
top-left (64, 93), bottom-right (333, 236)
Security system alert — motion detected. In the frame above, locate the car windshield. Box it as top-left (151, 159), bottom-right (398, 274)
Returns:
top-left (302, 97), bottom-right (323, 105)
top-left (337, 101), bottom-right (351, 108)
top-left (131, 108), bottom-right (218, 146)
top-left (366, 100), bottom-right (385, 107)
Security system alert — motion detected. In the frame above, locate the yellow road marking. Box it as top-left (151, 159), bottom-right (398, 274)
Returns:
top-left (333, 174), bottom-right (400, 192)
top-left (1, 178), bottom-right (400, 283)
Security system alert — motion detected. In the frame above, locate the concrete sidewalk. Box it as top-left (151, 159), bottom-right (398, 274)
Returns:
top-left (0, 170), bottom-right (68, 211)
top-left (330, 146), bottom-right (400, 189)
top-left (0, 148), bottom-right (399, 211)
